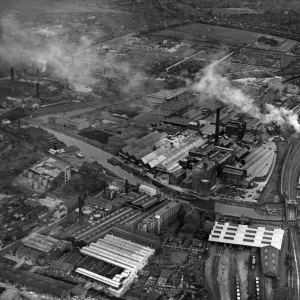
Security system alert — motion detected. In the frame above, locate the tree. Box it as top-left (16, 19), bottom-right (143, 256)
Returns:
top-left (203, 221), bottom-right (214, 236)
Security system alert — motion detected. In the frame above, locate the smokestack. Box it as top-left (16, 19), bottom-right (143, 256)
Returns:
top-left (215, 107), bottom-right (220, 146)
top-left (36, 82), bottom-right (40, 98)
top-left (78, 196), bottom-right (83, 224)
top-left (10, 68), bottom-right (14, 92)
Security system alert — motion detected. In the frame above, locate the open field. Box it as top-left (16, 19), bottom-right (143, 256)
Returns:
top-left (0, 0), bottom-right (117, 14)
top-left (152, 23), bottom-right (298, 52)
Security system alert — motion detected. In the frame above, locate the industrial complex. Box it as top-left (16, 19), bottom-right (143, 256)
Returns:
top-left (2, 1), bottom-right (300, 300)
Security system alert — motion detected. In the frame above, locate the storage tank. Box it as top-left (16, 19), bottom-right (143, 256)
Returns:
top-left (42, 179), bottom-right (48, 187)
top-left (28, 179), bottom-right (32, 186)
top-left (38, 177), bottom-right (43, 184)
top-left (94, 214), bottom-right (101, 220)
top-left (75, 208), bottom-right (80, 214)
top-left (83, 210), bottom-right (90, 217)
top-left (27, 172), bottom-right (33, 179)
top-left (32, 181), bottom-right (39, 190)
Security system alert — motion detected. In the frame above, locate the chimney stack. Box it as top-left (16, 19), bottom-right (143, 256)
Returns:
top-left (10, 68), bottom-right (14, 92)
top-left (36, 82), bottom-right (40, 98)
top-left (215, 107), bottom-right (220, 146)
top-left (78, 196), bottom-right (83, 224)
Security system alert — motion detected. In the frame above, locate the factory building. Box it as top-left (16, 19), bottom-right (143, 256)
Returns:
top-left (21, 233), bottom-right (69, 254)
top-left (76, 235), bottom-right (155, 296)
top-left (191, 159), bottom-right (217, 196)
top-left (140, 201), bottom-right (180, 234)
top-left (49, 117), bottom-right (89, 131)
top-left (85, 196), bottom-right (113, 212)
top-left (221, 165), bottom-right (246, 187)
top-left (260, 246), bottom-right (279, 278)
top-left (242, 142), bottom-right (276, 181)
top-left (125, 194), bottom-right (161, 212)
top-left (139, 185), bottom-right (157, 196)
top-left (169, 168), bottom-right (186, 186)
top-left (112, 225), bottom-right (161, 250)
top-left (225, 120), bottom-right (246, 139)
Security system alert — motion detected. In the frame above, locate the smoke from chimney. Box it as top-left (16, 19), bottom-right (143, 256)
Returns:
top-left (192, 63), bottom-right (300, 132)
top-left (215, 107), bottom-right (220, 146)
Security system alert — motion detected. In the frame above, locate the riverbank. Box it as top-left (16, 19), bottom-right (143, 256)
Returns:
top-left (37, 125), bottom-right (286, 222)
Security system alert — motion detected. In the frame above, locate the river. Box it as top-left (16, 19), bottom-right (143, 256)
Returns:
top-left (41, 127), bottom-right (152, 187)
top-left (42, 127), bottom-right (284, 221)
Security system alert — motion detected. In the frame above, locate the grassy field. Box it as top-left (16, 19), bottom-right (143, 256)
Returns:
top-left (0, 0), bottom-right (108, 14)
top-left (152, 23), bottom-right (298, 52)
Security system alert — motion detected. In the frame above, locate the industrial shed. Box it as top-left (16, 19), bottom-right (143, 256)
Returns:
top-left (243, 142), bottom-right (276, 181)
top-left (209, 222), bottom-right (284, 250)
top-left (260, 245), bottom-right (279, 277)
top-left (76, 235), bottom-right (155, 296)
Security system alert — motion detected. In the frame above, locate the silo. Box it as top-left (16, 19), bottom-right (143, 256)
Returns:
top-left (94, 214), bottom-right (101, 221)
top-left (28, 179), bottom-right (32, 187)
top-left (38, 177), bottom-right (43, 184)
top-left (32, 181), bottom-right (39, 190)
top-left (42, 179), bottom-right (48, 187)
top-left (27, 172), bottom-right (33, 179)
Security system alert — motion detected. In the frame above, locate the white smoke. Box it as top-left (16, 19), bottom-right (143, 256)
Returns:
top-left (192, 63), bottom-right (300, 132)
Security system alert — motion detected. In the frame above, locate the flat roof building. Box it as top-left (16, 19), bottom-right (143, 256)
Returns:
top-left (209, 222), bottom-right (284, 250)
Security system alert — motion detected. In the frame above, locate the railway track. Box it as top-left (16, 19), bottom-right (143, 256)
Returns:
top-left (288, 268), bottom-right (293, 289)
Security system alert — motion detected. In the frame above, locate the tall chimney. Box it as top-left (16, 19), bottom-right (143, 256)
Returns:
top-left (10, 68), bottom-right (14, 92)
top-left (36, 82), bottom-right (40, 98)
top-left (215, 107), bottom-right (220, 146)
top-left (78, 196), bottom-right (83, 224)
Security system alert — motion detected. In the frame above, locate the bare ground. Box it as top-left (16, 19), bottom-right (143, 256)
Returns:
top-left (237, 251), bottom-right (250, 300)
top-left (217, 247), bottom-right (231, 300)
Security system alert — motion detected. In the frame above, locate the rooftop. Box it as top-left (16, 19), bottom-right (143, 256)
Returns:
top-left (209, 222), bottom-right (284, 250)
top-left (155, 201), bottom-right (179, 218)
top-left (30, 157), bottom-right (69, 178)
top-left (260, 246), bottom-right (279, 277)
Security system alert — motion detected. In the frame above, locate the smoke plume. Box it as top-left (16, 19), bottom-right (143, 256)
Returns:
top-left (192, 63), bottom-right (300, 132)
top-left (0, 14), bottom-right (149, 93)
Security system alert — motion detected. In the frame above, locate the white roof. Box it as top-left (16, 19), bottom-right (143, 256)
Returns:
top-left (209, 222), bottom-right (284, 250)
top-left (80, 235), bottom-right (154, 271)
top-left (76, 268), bottom-right (123, 288)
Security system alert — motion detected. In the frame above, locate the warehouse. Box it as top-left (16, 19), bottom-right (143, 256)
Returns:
top-left (208, 222), bottom-right (284, 250)
top-left (21, 233), bottom-right (65, 254)
top-left (243, 142), bottom-right (276, 181)
top-left (156, 138), bottom-right (205, 173)
top-left (76, 234), bottom-right (155, 296)
top-left (260, 246), bottom-right (279, 277)
top-left (112, 225), bottom-right (161, 250)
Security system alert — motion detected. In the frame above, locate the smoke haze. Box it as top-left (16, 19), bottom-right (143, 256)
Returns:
top-left (192, 63), bottom-right (300, 132)
top-left (0, 14), bottom-right (149, 93)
